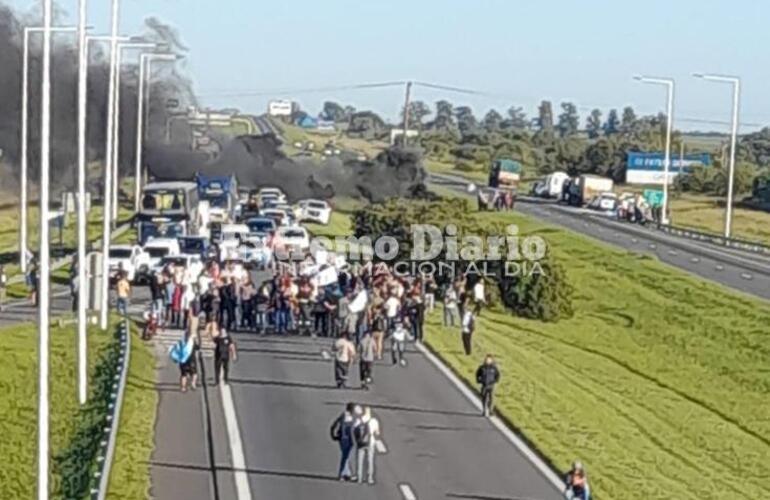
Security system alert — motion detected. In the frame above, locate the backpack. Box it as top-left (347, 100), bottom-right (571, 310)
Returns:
top-left (354, 421), bottom-right (370, 447)
top-left (330, 415), bottom-right (343, 441)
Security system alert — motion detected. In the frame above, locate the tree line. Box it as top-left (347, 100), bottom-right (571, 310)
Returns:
top-left (318, 99), bottom-right (770, 197)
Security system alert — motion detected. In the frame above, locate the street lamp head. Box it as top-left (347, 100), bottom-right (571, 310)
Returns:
top-left (692, 72), bottom-right (705, 78)
top-left (632, 75), bottom-right (643, 81)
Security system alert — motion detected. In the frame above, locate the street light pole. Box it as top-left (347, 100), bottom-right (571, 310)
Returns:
top-left (111, 42), bottom-right (156, 222)
top-left (37, 0), bottom-right (53, 497)
top-left (693, 73), bottom-right (741, 239)
top-left (100, 0), bottom-right (121, 331)
top-left (76, 0), bottom-right (88, 406)
top-left (134, 53), bottom-right (178, 212)
top-left (19, 26), bottom-right (77, 273)
top-left (634, 75), bottom-right (674, 224)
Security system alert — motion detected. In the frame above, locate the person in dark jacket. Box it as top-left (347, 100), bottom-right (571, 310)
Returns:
top-left (213, 329), bottom-right (237, 385)
top-left (330, 402), bottom-right (358, 481)
top-left (475, 354), bottom-right (500, 417)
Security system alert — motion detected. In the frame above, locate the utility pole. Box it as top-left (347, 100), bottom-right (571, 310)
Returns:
top-left (38, 0), bottom-right (53, 496)
top-left (76, 0), bottom-right (88, 406)
top-left (401, 81), bottom-right (412, 147)
top-left (679, 142), bottom-right (684, 175)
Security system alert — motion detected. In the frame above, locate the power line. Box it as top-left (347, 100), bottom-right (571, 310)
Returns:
top-left (198, 81), bottom-right (406, 98)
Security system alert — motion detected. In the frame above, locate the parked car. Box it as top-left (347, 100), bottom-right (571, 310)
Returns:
top-left (273, 225), bottom-right (311, 258)
top-left (257, 187), bottom-right (287, 205)
top-left (588, 192), bottom-right (618, 212)
top-left (108, 244), bottom-right (150, 282)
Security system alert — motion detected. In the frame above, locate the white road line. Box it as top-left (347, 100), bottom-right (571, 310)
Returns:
top-left (399, 483), bottom-right (417, 500)
top-left (220, 384), bottom-right (253, 500)
top-left (668, 250), bottom-right (679, 256)
top-left (375, 439), bottom-right (387, 454)
top-left (691, 257), bottom-right (701, 263)
top-left (715, 264), bottom-right (725, 271)
top-left (741, 273), bottom-right (753, 280)
top-left (415, 342), bottom-right (564, 492)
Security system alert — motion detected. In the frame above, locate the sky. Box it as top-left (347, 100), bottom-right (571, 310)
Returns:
top-left (6, 0), bottom-right (770, 131)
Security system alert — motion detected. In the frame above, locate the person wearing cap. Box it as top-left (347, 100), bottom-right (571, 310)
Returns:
top-left (564, 460), bottom-right (591, 500)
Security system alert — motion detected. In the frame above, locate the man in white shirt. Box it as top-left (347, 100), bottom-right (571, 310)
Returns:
top-left (473, 279), bottom-right (486, 314)
top-left (334, 333), bottom-right (357, 388)
top-left (461, 307), bottom-right (475, 356)
top-left (383, 292), bottom-right (400, 332)
top-left (356, 406), bottom-right (381, 485)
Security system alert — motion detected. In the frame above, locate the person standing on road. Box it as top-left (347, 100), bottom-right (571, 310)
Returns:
top-left (359, 331), bottom-right (375, 390)
top-left (356, 406), bottom-right (380, 485)
top-left (330, 402), bottom-right (357, 481)
top-left (370, 307), bottom-right (386, 360)
top-left (391, 320), bottom-right (408, 366)
top-left (116, 272), bottom-right (131, 317)
top-left (476, 354), bottom-right (500, 417)
top-left (461, 303), bottom-right (475, 356)
top-left (177, 328), bottom-right (199, 392)
top-left (564, 461), bottom-right (591, 500)
top-left (213, 329), bottom-right (237, 386)
top-left (333, 332), bottom-right (357, 388)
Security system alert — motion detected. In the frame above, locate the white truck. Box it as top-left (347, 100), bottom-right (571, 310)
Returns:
top-left (108, 245), bottom-right (150, 283)
top-left (143, 238), bottom-right (181, 275)
top-left (568, 174), bottom-right (614, 206)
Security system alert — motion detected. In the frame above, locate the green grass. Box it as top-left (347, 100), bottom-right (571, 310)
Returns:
top-left (669, 193), bottom-right (770, 245)
top-left (0, 318), bottom-right (120, 498)
top-left (106, 323), bottom-right (156, 500)
top-left (328, 188), bottom-right (770, 499)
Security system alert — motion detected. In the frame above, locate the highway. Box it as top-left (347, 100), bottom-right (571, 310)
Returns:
top-left (429, 172), bottom-right (770, 301)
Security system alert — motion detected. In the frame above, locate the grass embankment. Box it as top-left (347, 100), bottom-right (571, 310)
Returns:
top-left (328, 190), bottom-right (769, 499)
top-left (0, 318), bottom-right (111, 497)
top-left (107, 322), bottom-right (157, 500)
top-left (669, 193), bottom-right (770, 245)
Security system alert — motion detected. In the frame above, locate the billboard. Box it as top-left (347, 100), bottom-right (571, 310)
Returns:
top-left (626, 152), bottom-right (711, 185)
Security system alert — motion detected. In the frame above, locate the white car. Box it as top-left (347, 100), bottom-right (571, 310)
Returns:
top-left (143, 238), bottom-right (181, 273)
top-left (260, 208), bottom-right (292, 227)
top-left (218, 223), bottom-right (250, 259)
top-left (273, 226), bottom-right (311, 257)
top-left (258, 187), bottom-right (287, 205)
top-left (238, 237), bottom-right (273, 268)
top-left (590, 192), bottom-right (618, 212)
top-left (108, 245), bottom-right (149, 282)
top-left (297, 199), bottom-right (332, 225)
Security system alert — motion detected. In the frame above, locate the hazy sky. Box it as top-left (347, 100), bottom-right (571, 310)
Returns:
top-left (8, 0), bottom-right (770, 131)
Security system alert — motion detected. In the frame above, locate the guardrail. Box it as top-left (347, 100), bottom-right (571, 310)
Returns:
top-left (656, 223), bottom-right (770, 256)
top-left (91, 318), bottom-right (132, 500)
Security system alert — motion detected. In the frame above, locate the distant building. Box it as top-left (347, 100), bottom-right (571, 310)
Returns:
top-left (268, 100), bottom-right (297, 117)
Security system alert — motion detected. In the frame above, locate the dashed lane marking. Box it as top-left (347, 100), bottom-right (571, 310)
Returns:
top-left (399, 483), bottom-right (417, 500)
top-left (741, 273), bottom-right (753, 280)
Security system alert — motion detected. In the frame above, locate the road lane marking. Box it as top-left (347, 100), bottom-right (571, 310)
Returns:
top-left (691, 257), bottom-right (700, 263)
top-left (375, 439), bottom-right (387, 454)
top-left (668, 250), bottom-right (679, 256)
top-left (415, 342), bottom-right (564, 492)
top-left (649, 243), bottom-right (657, 249)
top-left (399, 483), bottom-right (417, 500)
top-left (715, 265), bottom-right (725, 271)
top-left (741, 273), bottom-right (753, 280)
top-left (220, 384), bottom-right (253, 500)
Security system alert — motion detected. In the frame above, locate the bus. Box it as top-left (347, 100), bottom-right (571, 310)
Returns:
top-left (136, 181), bottom-right (200, 245)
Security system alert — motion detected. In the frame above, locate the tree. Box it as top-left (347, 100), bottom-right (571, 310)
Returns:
top-left (433, 100), bottom-right (456, 131)
top-left (343, 105), bottom-right (356, 121)
top-left (621, 106), bottom-right (637, 132)
top-left (455, 106), bottom-right (478, 135)
top-left (401, 100), bottom-right (431, 130)
top-left (586, 109), bottom-right (602, 139)
top-left (482, 109), bottom-right (503, 131)
top-left (557, 102), bottom-right (579, 137)
top-left (322, 101), bottom-right (346, 122)
top-left (506, 106), bottom-right (529, 129)
top-left (538, 100), bottom-right (554, 131)
top-left (604, 109), bottom-right (620, 136)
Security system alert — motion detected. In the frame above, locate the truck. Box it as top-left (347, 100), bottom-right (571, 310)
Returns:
top-left (137, 181), bottom-right (200, 245)
top-left (195, 173), bottom-right (239, 224)
top-left (488, 159), bottom-right (522, 191)
top-left (567, 174), bottom-right (614, 206)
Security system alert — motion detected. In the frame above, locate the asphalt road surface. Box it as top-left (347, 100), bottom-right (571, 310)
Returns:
top-left (430, 172), bottom-right (770, 301)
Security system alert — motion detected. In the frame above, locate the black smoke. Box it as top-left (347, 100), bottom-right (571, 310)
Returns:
top-left (145, 133), bottom-right (428, 202)
top-left (0, 3), bottom-right (195, 199)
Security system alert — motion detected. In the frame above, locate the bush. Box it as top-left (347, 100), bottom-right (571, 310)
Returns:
top-left (498, 252), bottom-right (573, 322)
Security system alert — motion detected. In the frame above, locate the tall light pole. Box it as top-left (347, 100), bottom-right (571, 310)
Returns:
top-left (19, 26), bottom-right (78, 273)
top-left (111, 42), bottom-right (157, 222)
top-left (38, 0), bottom-right (53, 496)
top-left (100, 0), bottom-right (121, 331)
top-left (634, 75), bottom-right (674, 224)
top-left (76, 0), bottom-right (88, 406)
top-left (134, 53), bottom-right (179, 212)
top-left (693, 73), bottom-right (741, 239)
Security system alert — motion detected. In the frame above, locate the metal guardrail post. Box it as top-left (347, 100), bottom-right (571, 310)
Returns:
top-left (92, 318), bottom-right (131, 500)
